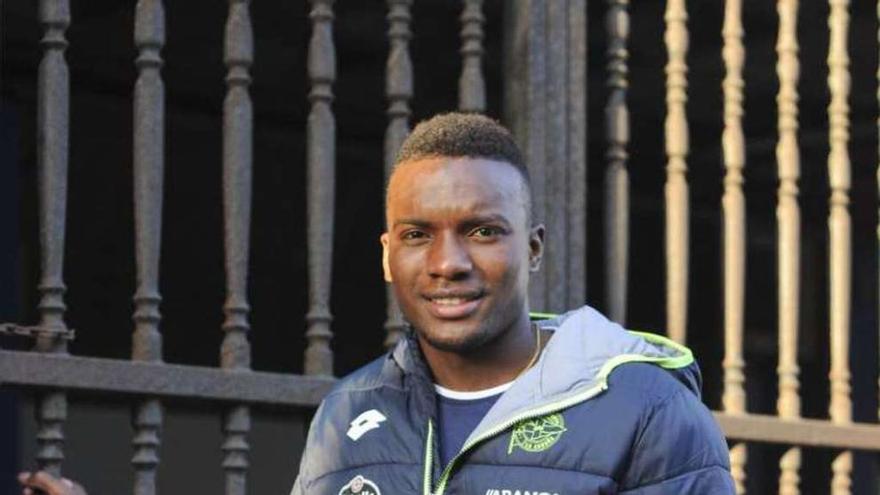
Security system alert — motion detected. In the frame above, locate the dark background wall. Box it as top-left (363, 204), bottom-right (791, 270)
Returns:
top-left (2, 0), bottom-right (879, 493)
top-left (1, 102), bottom-right (23, 494)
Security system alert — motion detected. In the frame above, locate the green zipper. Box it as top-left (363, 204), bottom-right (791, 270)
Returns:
top-left (529, 311), bottom-right (558, 321)
top-left (420, 330), bottom-right (694, 495)
top-left (423, 420), bottom-right (434, 495)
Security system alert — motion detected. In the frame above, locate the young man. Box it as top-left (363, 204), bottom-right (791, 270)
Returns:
top-left (290, 113), bottom-right (734, 494)
top-left (21, 113), bottom-right (733, 494)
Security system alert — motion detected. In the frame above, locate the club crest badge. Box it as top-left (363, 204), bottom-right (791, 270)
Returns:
top-left (338, 475), bottom-right (381, 495)
top-left (508, 413), bottom-right (567, 454)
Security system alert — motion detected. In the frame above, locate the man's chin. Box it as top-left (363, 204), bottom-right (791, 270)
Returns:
top-left (415, 323), bottom-right (495, 354)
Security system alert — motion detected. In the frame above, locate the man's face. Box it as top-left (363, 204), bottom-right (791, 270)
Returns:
top-left (381, 157), bottom-right (543, 353)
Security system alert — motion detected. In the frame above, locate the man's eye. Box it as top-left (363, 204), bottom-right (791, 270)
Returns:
top-left (471, 227), bottom-right (500, 238)
top-left (401, 230), bottom-right (427, 241)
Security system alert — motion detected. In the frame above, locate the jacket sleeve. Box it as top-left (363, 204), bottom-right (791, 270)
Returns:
top-left (288, 428), bottom-right (312, 495)
top-left (288, 475), bottom-right (304, 495)
top-left (619, 388), bottom-right (736, 494)
top-left (288, 401), bottom-right (327, 495)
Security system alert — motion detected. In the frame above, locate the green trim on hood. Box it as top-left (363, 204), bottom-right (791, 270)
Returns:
top-left (529, 311), bottom-right (694, 370)
top-left (529, 311), bottom-right (558, 321)
top-left (627, 330), bottom-right (694, 368)
top-left (594, 335), bottom-right (694, 383)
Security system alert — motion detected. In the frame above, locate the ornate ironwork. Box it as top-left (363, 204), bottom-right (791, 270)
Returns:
top-left (604, 0), bottom-right (629, 323)
top-left (0, 350), bottom-right (335, 405)
top-left (305, 0), bottom-right (336, 376)
top-left (721, 0), bottom-right (747, 491)
top-left (776, 0), bottom-right (802, 493)
top-left (222, 405), bottom-right (250, 495)
top-left (459, 0), bottom-right (485, 112)
top-left (827, 0), bottom-right (852, 493)
top-left (132, 399), bottom-right (161, 495)
top-left (383, 0), bottom-right (413, 348)
top-left (132, 0), bottom-right (166, 492)
top-left (221, 1), bottom-right (254, 492)
top-left (35, 0), bottom-right (71, 476)
top-left (663, 0), bottom-right (689, 344)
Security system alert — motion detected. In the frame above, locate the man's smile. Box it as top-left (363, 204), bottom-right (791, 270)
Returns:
top-left (422, 290), bottom-right (485, 319)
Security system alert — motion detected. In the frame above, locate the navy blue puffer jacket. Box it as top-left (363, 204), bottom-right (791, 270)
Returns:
top-left (290, 306), bottom-right (735, 494)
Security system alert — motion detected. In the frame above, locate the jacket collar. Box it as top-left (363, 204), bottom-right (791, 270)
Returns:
top-left (387, 305), bottom-right (698, 444)
top-left (471, 305), bottom-right (698, 440)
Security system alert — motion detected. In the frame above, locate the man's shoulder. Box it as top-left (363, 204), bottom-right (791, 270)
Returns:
top-left (609, 363), bottom-right (732, 490)
top-left (308, 352), bottom-right (403, 439)
top-left (569, 360), bottom-right (714, 444)
top-left (558, 361), bottom-right (706, 443)
top-left (323, 351), bottom-right (402, 401)
top-left (605, 361), bottom-right (700, 406)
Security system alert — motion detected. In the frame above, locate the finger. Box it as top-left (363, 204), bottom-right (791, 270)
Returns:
top-left (17, 472), bottom-right (32, 484)
top-left (23, 487), bottom-right (33, 495)
top-left (24, 471), bottom-right (69, 494)
top-left (62, 478), bottom-right (88, 495)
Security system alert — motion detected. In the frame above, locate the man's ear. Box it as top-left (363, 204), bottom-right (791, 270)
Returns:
top-left (528, 224), bottom-right (545, 272)
top-left (380, 232), bottom-right (393, 282)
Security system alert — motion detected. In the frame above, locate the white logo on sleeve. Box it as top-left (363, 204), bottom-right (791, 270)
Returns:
top-left (346, 409), bottom-right (387, 441)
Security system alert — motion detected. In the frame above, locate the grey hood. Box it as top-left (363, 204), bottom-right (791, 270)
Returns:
top-left (466, 305), bottom-right (698, 445)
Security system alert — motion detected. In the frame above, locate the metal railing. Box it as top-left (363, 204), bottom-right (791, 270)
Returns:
top-left (3, 1), bottom-right (880, 494)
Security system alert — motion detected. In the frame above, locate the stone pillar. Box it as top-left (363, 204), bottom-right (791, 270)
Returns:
top-left (503, 0), bottom-right (587, 314)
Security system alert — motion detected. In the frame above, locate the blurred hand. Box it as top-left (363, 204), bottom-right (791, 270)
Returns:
top-left (18, 471), bottom-right (87, 495)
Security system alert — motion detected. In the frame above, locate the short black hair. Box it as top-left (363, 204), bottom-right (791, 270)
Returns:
top-left (394, 112), bottom-right (530, 186)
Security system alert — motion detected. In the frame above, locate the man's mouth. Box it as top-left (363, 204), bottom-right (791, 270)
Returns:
top-left (423, 292), bottom-right (484, 319)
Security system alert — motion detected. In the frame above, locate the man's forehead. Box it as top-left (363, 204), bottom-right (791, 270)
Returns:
top-left (389, 157), bottom-right (524, 194)
top-left (387, 157), bottom-right (527, 216)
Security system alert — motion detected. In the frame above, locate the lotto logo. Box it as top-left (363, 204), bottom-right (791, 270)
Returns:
top-left (346, 409), bottom-right (387, 441)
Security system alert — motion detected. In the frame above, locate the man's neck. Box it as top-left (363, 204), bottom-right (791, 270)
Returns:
top-left (419, 315), bottom-right (542, 392)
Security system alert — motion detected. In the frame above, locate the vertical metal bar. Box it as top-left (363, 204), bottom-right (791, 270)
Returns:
top-left (721, 0), bottom-right (747, 492)
top-left (34, 0), bottom-right (70, 476)
top-left (827, 1), bottom-right (852, 493)
top-left (221, 0), bottom-right (253, 493)
top-left (604, 0), bottom-right (629, 323)
top-left (383, 0), bottom-right (413, 349)
top-left (305, 0), bottom-right (335, 376)
top-left (459, 0), bottom-right (485, 113)
top-left (544, 1), bottom-right (568, 313)
top-left (663, 0), bottom-right (689, 344)
top-left (776, 1), bottom-right (802, 493)
top-left (132, 0), bottom-right (165, 366)
top-left (221, 406), bottom-right (250, 495)
top-left (566, 0), bottom-right (587, 309)
top-left (131, 1), bottom-right (165, 494)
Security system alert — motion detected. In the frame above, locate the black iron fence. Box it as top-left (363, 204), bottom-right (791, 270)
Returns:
top-left (3, 1), bottom-right (880, 494)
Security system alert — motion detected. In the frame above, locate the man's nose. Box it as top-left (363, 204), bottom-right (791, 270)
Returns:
top-left (427, 233), bottom-right (472, 279)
